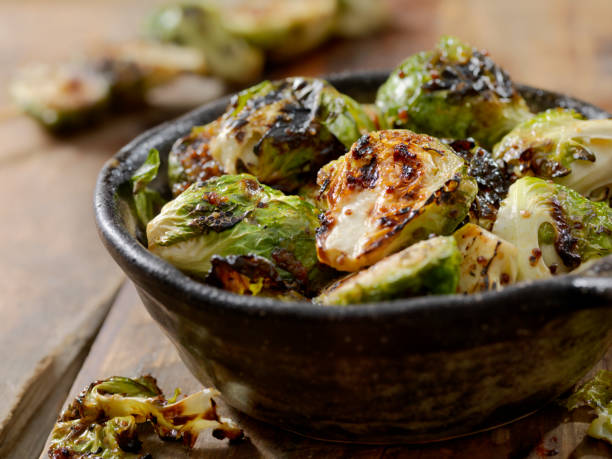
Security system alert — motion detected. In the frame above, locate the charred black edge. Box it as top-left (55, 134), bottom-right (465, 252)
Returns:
top-left (95, 70), bottom-right (612, 322)
top-left (423, 48), bottom-right (516, 101)
top-left (550, 197), bottom-right (582, 269)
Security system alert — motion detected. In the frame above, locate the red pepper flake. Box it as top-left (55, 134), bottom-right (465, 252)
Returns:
top-left (529, 248), bottom-right (542, 266)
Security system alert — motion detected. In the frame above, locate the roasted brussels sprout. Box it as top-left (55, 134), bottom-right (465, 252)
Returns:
top-left (493, 108), bottom-right (612, 203)
top-left (316, 130), bottom-right (477, 271)
top-left (316, 236), bottom-right (460, 305)
top-left (146, 3), bottom-right (264, 84)
top-left (220, 0), bottom-right (337, 61)
top-left (445, 138), bottom-right (511, 230)
top-left (376, 36), bottom-right (532, 149)
top-left (47, 375), bottom-right (242, 458)
top-left (168, 76), bottom-right (376, 198)
top-left (492, 177), bottom-right (612, 280)
top-left (147, 174), bottom-right (330, 296)
top-left (453, 223), bottom-right (518, 293)
top-left (10, 64), bottom-right (111, 132)
top-left (11, 41), bottom-right (207, 132)
top-left (203, 77), bottom-right (374, 192)
top-left (168, 121), bottom-right (223, 197)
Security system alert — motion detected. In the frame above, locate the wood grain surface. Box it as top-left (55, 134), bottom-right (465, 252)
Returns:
top-left (40, 282), bottom-right (612, 459)
top-left (0, 0), bottom-right (611, 457)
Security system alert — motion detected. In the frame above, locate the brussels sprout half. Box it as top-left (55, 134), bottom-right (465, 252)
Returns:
top-left (376, 36), bottom-right (532, 149)
top-left (145, 3), bottom-right (264, 84)
top-left (492, 177), bottom-right (612, 280)
top-left (206, 77), bottom-right (374, 192)
top-left (316, 130), bottom-right (477, 272)
top-left (10, 64), bottom-right (111, 132)
top-left (445, 138), bottom-right (511, 230)
top-left (316, 236), bottom-right (461, 305)
top-left (147, 174), bottom-right (330, 296)
top-left (453, 223), bottom-right (518, 293)
top-left (493, 108), bottom-right (612, 203)
top-left (220, 0), bottom-right (337, 61)
top-left (47, 375), bottom-right (242, 458)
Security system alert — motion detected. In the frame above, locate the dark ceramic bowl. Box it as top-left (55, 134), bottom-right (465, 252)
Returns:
top-left (95, 71), bottom-right (612, 443)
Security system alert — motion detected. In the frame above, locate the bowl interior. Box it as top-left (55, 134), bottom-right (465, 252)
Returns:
top-left (95, 70), bottom-right (612, 323)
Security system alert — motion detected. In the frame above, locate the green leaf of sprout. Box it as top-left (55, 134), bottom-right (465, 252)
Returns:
top-left (131, 149), bottom-right (161, 194)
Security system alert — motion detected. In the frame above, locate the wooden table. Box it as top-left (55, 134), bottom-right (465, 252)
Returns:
top-left (1, 1), bottom-right (611, 457)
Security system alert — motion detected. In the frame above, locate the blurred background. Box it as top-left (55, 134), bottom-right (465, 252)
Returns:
top-left (2, 0), bottom-right (612, 112)
top-left (2, 0), bottom-right (612, 457)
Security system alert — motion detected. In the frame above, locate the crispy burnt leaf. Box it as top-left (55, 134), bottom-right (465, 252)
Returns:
top-left (445, 138), bottom-right (511, 230)
top-left (168, 122), bottom-right (224, 197)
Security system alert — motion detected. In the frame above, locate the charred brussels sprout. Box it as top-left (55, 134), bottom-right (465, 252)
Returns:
top-left (316, 130), bottom-right (477, 272)
top-left (145, 3), bottom-right (263, 84)
top-left (221, 0), bottom-right (337, 61)
top-left (11, 42), bottom-right (207, 133)
top-left (493, 177), bottom-right (612, 280)
top-left (316, 236), bottom-right (461, 305)
top-left (206, 77), bottom-right (374, 192)
top-left (168, 121), bottom-right (224, 197)
top-left (47, 375), bottom-right (243, 458)
top-left (453, 223), bottom-right (518, 293)
top-left (493, 108), bottom-right (612, 203)
top-left (10, 64), bottom-right (111, 133)
top-left (147, 174), bottom-right (329, 296)
top-left (445, 138), bottom-right (511, 230)
top-left (376, 36), bottom-right (532, 149)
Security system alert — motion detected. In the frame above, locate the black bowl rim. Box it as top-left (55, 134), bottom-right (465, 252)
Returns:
top-left (94, 70), bottom-right (612, 322)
